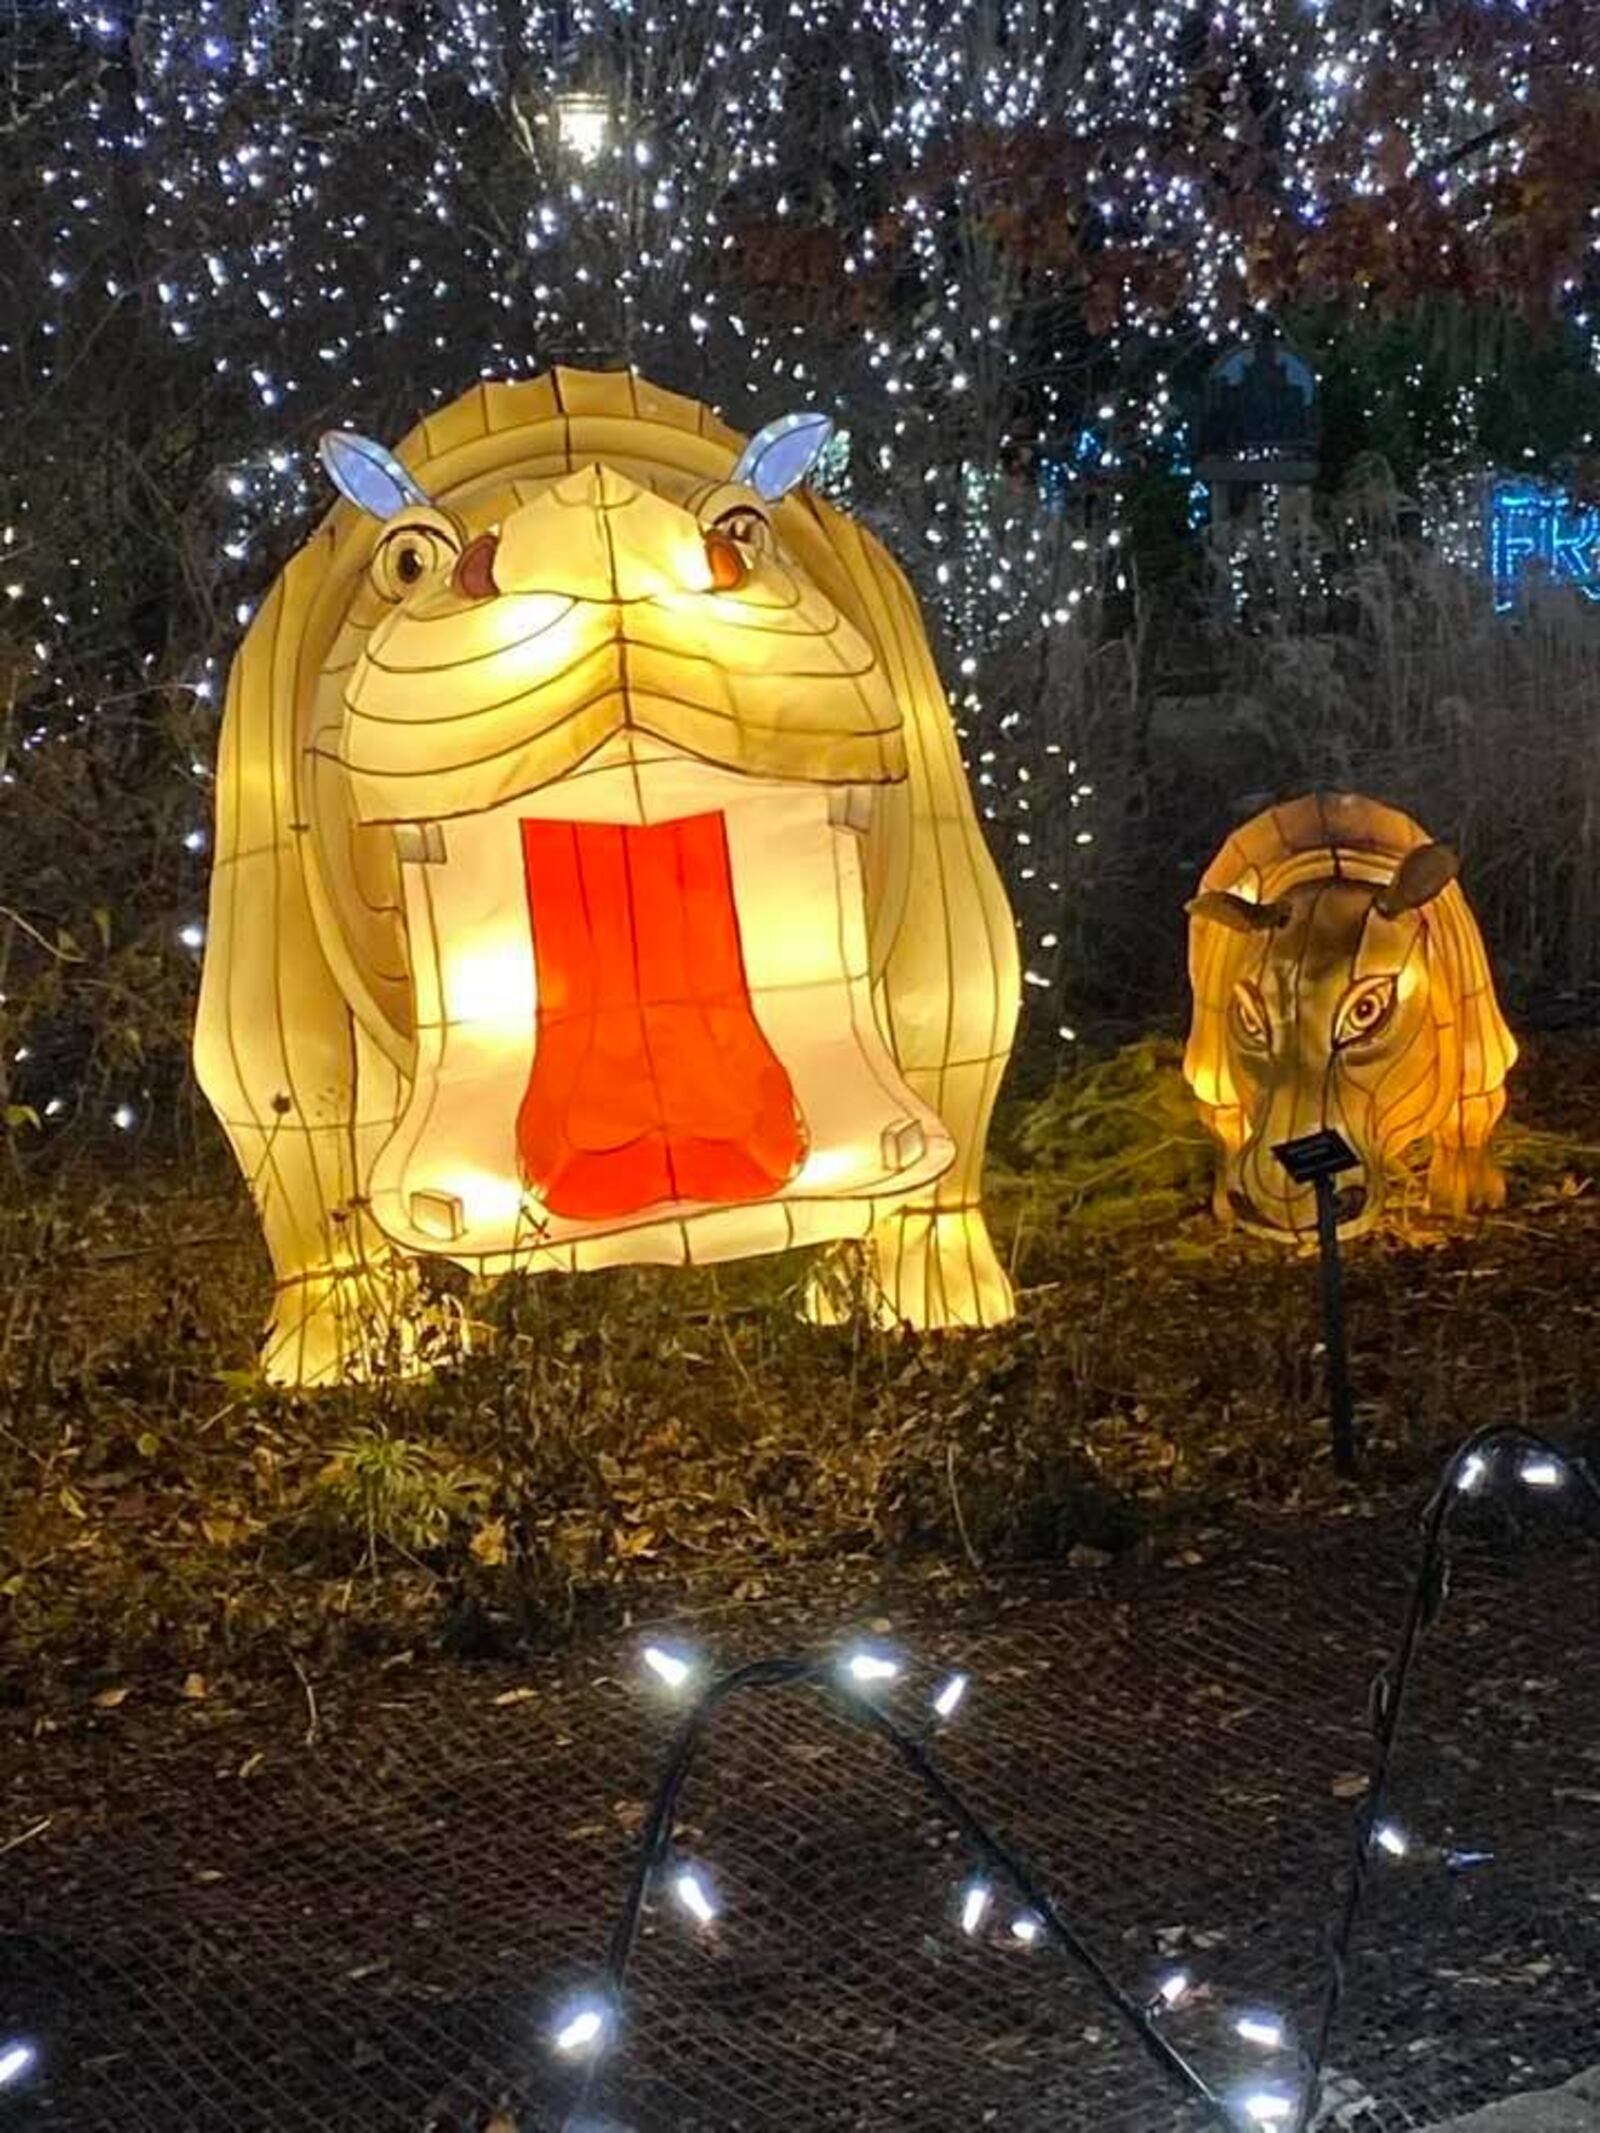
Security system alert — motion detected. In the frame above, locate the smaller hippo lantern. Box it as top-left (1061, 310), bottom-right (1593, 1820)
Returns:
top-left (1183, 792), bottom-right (1517, 1238)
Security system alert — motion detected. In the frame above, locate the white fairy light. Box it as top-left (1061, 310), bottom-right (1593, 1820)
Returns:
top-left (843, 1648), bottom-right (900, 1686)
top-left (960, 1880), bottom-right (992, 1936)
top-left (552, 1999), bottom-right (609, 2056)
top-left (3, 0), bottom-right (1589, 1126)
top-left (178, 922), bottom-right (205, 950)
top-left (1010, 1912), bottom-right (1042, 1945)
top-left (1153, 1969), bottom-right (1191, 2011)
top-left (1519, 1456), bottom-right (1563, 1489)
top-left (0, 2041), bottom-right (34, 2087)
top-left (1455, 1451), bottom-right (1489, 1492)
top-left (1445, 1845), bottom-right (1495, 1873)
top-left (1373, 1822), bottom-right (1408, 1858)
top-left (932, 1672), bottom-right (968, 1719)
top-left (111, 1104), bottom-right (135, 1131)
top-left (641, 1644), bottom-right (693, 1691)
top-left (1235, 2014), bottom-right (1286, 2050)
top-left (1238, 2091), bottom-right (1294, 2128)
top-left (673, 1866), bottom-right (718, 1929)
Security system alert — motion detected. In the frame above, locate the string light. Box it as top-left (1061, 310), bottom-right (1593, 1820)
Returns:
top-left (565, 1429), bottom-right (1596, 2133)
top-left (1456, 1451), bottom-right (1489, 1492)
top-left (552, 2000), bottom-right (609, 2056)
top-left (960, 1880), bottom-right (992, 1937)
top-left (0, 2042), bottom-right (35, 2087)
top-left (641, 1644), bottom-right (694, 1691)
top-left (671, 1866), bottom-right (718, 1929)
top-left (1239, 2090), bottom-right (1294, 2127)
top-left (1234, 2014), bottom-right (1286, 2050)
top-left (4, 3), bottom-right (1585, 1130)
top-left (931, 1672), bottom-right (968, 1720)
top-left (1519, 1456), bottom-right (1564, 1489)
top-left (843, 1648), bottom-right (900, 1686)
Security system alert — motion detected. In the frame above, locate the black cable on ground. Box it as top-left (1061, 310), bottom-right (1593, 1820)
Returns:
top-left (566, 1425), bottom-right (1600, 2133)
top-left (1292, 1423), bottom-right (1600, 2133)
top-left (565, 1649), bottom-right (1236, 2132)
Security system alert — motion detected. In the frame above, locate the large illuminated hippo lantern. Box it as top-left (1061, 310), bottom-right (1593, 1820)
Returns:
top-left (1183, 792), bottom-right (1517, 1238)
top-left (195, 370), bottom-right (1019, 1384)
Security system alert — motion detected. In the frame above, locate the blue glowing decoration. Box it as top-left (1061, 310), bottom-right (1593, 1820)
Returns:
top-left (1037, 428), bottom-right (1106, 511)
top-left (1488, 480), bottom-right (1600, 613)
top-left (1037, 455), bottom-right (1071, 512)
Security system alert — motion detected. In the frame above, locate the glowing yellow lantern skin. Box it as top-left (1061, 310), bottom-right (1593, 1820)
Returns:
top-left (1183, 792), bottom-right (1517, 1238)
top-left (194, 370), bottom-right (1019, 1384)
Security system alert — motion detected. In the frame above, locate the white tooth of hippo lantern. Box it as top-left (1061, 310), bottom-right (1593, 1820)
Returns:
top-left (194, 370), bottom-right (1019, 1385)
top-left (1182, 791), bottom-right (1518, 1239)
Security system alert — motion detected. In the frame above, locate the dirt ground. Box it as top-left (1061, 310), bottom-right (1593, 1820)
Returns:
top-left (6, 1039), bottom-right (1600, 2127)
top-left (7, 1033), bottom-right (1600, 1700)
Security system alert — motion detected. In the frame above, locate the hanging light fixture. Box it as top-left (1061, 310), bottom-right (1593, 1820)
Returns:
top-left (556, 88), bottom-right (610, 162)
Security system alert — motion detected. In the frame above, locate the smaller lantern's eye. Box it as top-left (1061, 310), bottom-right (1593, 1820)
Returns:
top-left (372, 516), bottom-right (460, 601)
top-left (1334, 975), bottom-right (1397, 1049)
top-left (1230, 980), bottom-right (1270, 1050)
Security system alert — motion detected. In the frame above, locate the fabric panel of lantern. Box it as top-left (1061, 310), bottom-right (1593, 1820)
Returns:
top-left (193, 370), bottom-right (1019, 1385)
top-left (1181, 792), bottom-right (1517, 1240)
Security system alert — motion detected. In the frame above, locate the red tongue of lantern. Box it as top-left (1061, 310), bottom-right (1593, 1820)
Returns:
top-left (517, 813), bottom-right (808, 1221)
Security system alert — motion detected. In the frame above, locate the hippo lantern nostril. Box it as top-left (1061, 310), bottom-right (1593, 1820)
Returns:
top-left (454, 531), bottom-right (500, 601)
top-left (704, 531), bottom-right (747, 591)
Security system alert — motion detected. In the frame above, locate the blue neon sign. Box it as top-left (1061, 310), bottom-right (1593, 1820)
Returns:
top-left (1488, 480), bottom-right (1600, 612)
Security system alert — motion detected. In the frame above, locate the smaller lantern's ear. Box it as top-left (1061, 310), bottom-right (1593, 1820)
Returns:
top-left (1185, 890), bottom-right (1290, 934)
top-left (318, 430), bottom-right (434, 521)
top-left (1374, 843), bottom-right (1459, 917)
top-left (731, 411), bottom-right (835, 501)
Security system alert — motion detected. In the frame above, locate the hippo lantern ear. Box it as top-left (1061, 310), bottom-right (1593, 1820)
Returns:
top-left (1185, 890), bottom-right (1290, 934)
top-left (318, 430), bottom-right (435, 521)
top-left (731, 410), bottom-right (835, 502)
top-left (1374, 842), bottom-right (1459, 918)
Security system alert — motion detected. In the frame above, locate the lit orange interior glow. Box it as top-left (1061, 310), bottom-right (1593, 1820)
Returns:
top-left (517, 813), bottom-right (807, 1220)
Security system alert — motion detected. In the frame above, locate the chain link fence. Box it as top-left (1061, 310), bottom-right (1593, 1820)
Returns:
top-left (5, 1490), bottom-right (1599, 2131)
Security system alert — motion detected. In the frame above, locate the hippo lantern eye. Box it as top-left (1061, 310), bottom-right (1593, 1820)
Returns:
top-left (1334, 975), bottom-right (1397, 1048)
top-left (1230, 979), bottom-right (1270, 1049)
top-left (371, 515), bottom-right (462, 602)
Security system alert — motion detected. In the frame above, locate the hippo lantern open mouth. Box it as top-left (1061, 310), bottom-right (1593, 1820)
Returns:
top-left (195, 370), bottom-right (1018, 1385)
top-left (367, 767), bottom-right (952, 1266)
